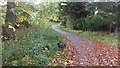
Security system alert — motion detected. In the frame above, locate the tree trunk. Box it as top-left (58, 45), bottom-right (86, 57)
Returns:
top-left (2, 0), bottom-right (16, 40)
top-left (109, 23), bottom-right (112, 33)
top-left (5, 1), bottom-right (16, 27)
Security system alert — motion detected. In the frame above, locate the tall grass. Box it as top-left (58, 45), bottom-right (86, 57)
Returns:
top-left (2, 22), bottom-right (62, 66)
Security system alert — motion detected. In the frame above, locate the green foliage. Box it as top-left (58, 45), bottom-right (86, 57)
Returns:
top-left (73, 15), bottom-right (109, 31)
top-left (36, 2), bottom-right (59, 23)
top-left (85, 15), bottom-right (106, 31)
top-left (59, 16), bottom-right (67, 27)
top-left (12, 60), bottom-right (20, 66)
top-left (77, 31), bottom-right (118, 47)
top-left (73, 18), bottom-right (85, 30)
top-left (2, 6), bottom-right (62, 64)
top-left (59, 2), bottom-right (88, 17)
top-left (2, 23), bottom-right (62, 66)
top-left (13, 7), bottom-right (34, 23)
top-left (59, 2), bottom-right (90, 29)
top-left (59, 2), bottom-right (118, 32)
top-left (2, 2), bottom-right (65, 66)
top-left (33, 54), bottom-right (49, 65)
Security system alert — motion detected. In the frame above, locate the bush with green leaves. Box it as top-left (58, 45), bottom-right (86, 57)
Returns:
top-left (73, 15), bottom-right (109, 31)
top-left (73, 18), bottom-right (85, 30)
top-left (59, 16), bottom-right (67, 28)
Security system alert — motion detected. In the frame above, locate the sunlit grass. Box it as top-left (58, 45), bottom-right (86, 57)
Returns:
top-left (62, 28), bottom-right (118, 47)
top-left (77, 31), bottom-right (118, 47)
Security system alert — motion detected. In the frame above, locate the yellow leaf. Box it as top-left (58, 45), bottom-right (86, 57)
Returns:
top-left (8, 25), bottom-right (13, 29)
top-left (13, 27), bottom-right (16, 32)
top-left (2, 22), bottom-right (5, 25)
top-left (8, 25), bottom-right (16, 32)
top-left (16, 23), bottom-right (20, 27)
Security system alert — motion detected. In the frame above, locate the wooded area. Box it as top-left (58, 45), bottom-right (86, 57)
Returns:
top-left (59, 2), bottom-right (119, 32)
top-left (0, 0), bottom-right (119, 66)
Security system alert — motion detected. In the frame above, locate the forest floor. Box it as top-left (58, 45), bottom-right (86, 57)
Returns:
top-left (52, 23), bottom-right (120, 66)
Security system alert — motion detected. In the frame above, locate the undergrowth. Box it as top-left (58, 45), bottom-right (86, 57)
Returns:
top-left (2, 23), bottom-right (63, 66)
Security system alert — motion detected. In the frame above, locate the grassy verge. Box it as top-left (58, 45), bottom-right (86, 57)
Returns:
top-left (61, 27), bottom-right (118, 47)
top-left (2, 23), bottom-right (64, 66)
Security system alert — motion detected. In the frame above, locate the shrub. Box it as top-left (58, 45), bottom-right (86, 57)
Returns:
top-left (59, 16), bottom-right (67, 28)
top-left (73, 15), bottom-right (109, 31)
top-left (73, 18), bottom-right (85, 30)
